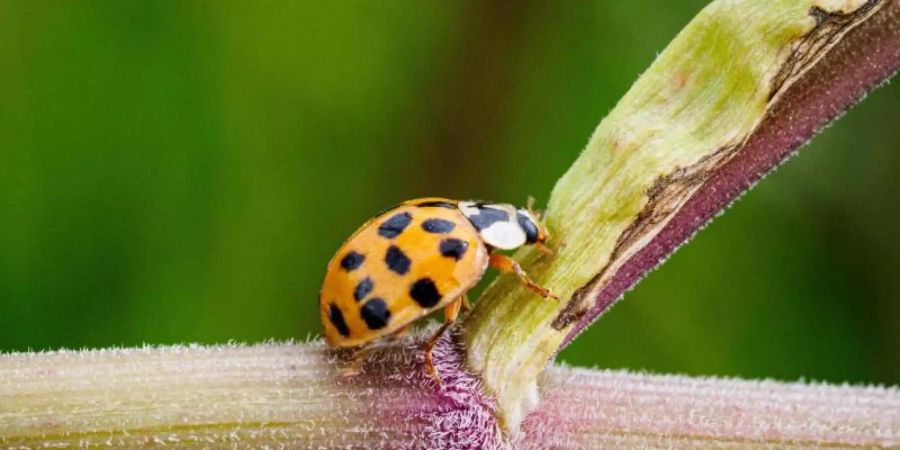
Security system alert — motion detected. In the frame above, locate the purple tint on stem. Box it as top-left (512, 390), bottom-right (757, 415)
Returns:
top-left (424, 330), bottom-right (502, 449)
top-left (341, 329), bottom-right (502, 450)
top-left (561, 0), bottom-right (900, 347)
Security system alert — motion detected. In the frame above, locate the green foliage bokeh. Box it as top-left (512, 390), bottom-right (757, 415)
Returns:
top-left (1, 1), bottom-right (897, 385)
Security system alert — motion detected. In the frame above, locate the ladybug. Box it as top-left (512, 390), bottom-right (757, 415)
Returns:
top-left (319, 198), bottom-right (557, 382)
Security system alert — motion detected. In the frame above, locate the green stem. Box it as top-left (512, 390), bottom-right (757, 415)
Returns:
top-left (463, 0), bottom-right (896, 431)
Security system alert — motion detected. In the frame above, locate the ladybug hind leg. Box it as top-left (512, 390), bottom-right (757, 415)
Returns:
top-left (489, 253), bottom-right (559, 301)
top-left (339, 327), bottom-right (409, 378)
top-left (339, 345), bottom-right (377, 378)
top-left (423, 296), bottom-right (466, 386)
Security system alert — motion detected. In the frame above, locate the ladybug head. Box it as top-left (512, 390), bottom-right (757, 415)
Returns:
top-left (515, 208), bottom-right (543, 244)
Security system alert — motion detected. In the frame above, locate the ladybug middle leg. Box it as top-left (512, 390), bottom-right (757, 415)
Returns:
top-left (489, 253), bottom-right (559, 301)
top-left (459, 293), bottom-right (472, 312)
top-left (422, 295), bottom-right (466, 386)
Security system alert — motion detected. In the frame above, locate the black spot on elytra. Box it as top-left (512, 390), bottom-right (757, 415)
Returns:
top-left (409, 278), bottom-right (441, 308)
top-left (439, 238), bottom-right (468, 260)
top-left (360, 297), bottom-right (391, 330)
top-left (422, 218), bottom-right (456, 234)
top-left (340, 251), bottom-right (365, 271)
top-left (384, 245), bottom-right (411, 275)
top-left (517, 212), bottom-right (540, 244)
top-left (329, 304), bottom-right (350, 336)
top-left (378, 212), bottom-right (412, 238)
top-left (415, 200), bottom-right (456, 209)
top-left (467, 207), bottom-right (509, 231)
top-left (353, 277), bottom-right (373, 302)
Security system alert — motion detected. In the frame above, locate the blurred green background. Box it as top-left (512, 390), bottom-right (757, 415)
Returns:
top-left (1, 1), bottom-right (897, 386)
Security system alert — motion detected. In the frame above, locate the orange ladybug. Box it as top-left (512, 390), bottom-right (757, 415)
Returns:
top-left (319, 198), bottom-right (556, 382)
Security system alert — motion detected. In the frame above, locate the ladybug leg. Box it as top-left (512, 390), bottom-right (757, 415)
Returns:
top-left (341, 330), bottom-right (407, 378)
top-left (340, 345), bottom-right (375, 377)
top-left (489, 253), bottom-right (559, 301)
top-left (459, 293), bottom-right (472, 312)
top-left (423, 297), bottom-right (463, 386)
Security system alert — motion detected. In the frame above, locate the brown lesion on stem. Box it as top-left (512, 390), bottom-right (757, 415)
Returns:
top-left (620, 144), bottom-right (740, 253)
top-left (551, 279), bottom-right (593, 330)
top-left (770, 0), bottom-right (882, 100)
top-left (552, 144), bottom-right (740, 331)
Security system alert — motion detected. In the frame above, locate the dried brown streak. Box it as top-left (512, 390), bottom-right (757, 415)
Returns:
top-left (626, 144), bottom-right (739, 246)
top-left (551, 279), bottom-right (594, 330)
top-left (770, 0), bottom-right (881, 100)
top-left (552, 144), bottom-right (738, 331)
top-left (552, 0), bottom-right (890, 331)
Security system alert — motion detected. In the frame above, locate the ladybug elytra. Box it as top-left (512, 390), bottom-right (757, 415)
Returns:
top-left (319, 198), bottom-right (557, 382)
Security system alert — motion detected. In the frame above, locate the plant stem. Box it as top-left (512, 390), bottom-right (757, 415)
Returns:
top-left (527, 366), bottom-right (900, 449)
top-left (463, 0), bottom-right (899, 431)
top-left (3, 342), bottom-right (897, 449)
top-left (0, 337), bottom-right (501, 449)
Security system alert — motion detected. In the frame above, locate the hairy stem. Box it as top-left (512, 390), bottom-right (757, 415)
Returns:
top-left (464, 0), bottom-right (900, 431)
top-left (0, 337), bottom-right (501, 449)
top-left (525, 366), bottom-right (900, 449)
top-left (2, 341), bottom-right (898, 449)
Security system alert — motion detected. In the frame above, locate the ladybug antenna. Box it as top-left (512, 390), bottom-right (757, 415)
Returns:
top-left (526, 195), bottom-right (544, 220)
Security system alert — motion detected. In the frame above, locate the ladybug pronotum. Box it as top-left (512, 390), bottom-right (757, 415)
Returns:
top-left (319, 198), bottom-right (557, 382)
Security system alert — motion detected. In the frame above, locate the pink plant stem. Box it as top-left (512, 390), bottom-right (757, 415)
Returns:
top-left (0, 338), bottom-right (500, 450)
top-left (524, 366), bottom-right (900, 449)
top-left (3, 340), bottom-right (898, 449)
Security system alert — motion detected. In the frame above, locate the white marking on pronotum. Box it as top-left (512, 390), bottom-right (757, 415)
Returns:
top-left (458, 202), bottom-right (527, 250)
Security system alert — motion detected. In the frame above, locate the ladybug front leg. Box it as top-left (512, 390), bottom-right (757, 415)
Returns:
top-left (423, 297), bottom-right (464, 386)
top-left (489, 253), bottom-right (559, 301)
